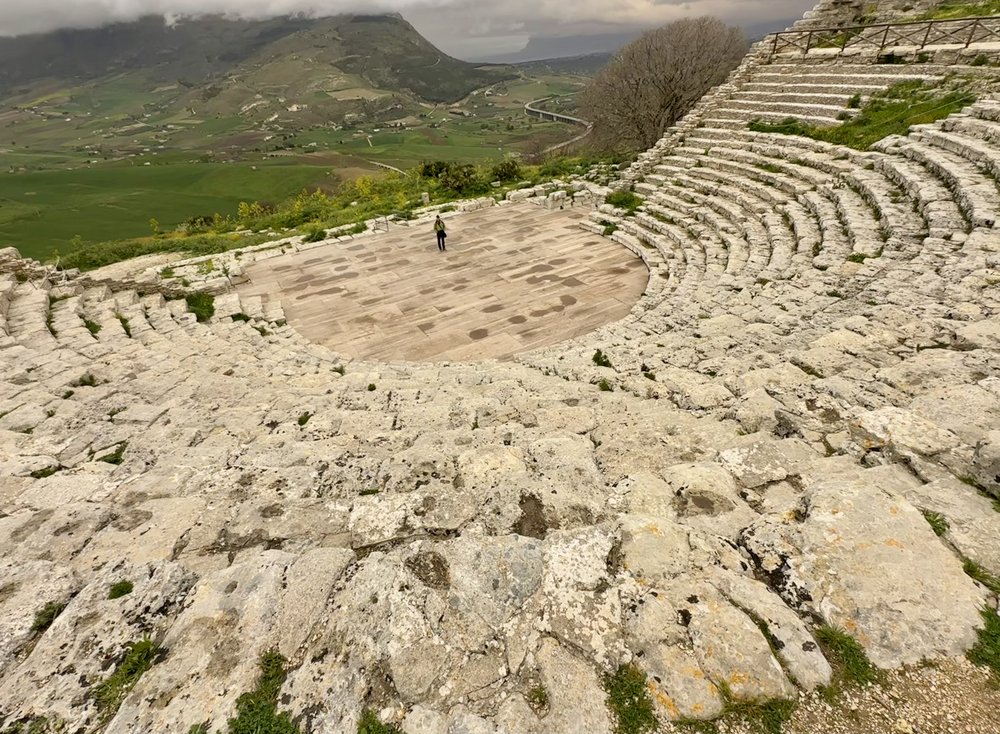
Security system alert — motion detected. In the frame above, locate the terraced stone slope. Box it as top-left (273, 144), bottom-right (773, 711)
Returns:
top-left (2, 3), bottom-right (1000, 734)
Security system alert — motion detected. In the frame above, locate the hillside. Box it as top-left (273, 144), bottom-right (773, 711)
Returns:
top-left (0, 13), bottom-right (515, 164)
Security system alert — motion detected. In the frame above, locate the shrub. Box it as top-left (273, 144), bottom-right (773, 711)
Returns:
top-left (71, 372), bottom-right (99, 387)
top-left (593, 349), bottom-right (614, 368)
top-left (490, 157), bottom-right (523, 182)
top-left (186, 292), bottom-right (215, 323)
top-left (303, 227), bottom-right (327, 243)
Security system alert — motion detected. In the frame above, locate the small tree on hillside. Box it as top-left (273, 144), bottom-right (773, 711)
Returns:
top-left (579, 17), bottom-right (748, 151)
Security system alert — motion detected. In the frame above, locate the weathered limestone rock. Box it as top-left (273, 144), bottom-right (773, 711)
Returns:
top-left (743, 469), bottom-right (988, 667)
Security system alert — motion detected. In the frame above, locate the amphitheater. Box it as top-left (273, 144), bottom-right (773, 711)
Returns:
top-left (2, 1), bottom-right (1000, 732)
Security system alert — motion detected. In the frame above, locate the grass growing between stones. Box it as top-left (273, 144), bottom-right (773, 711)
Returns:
top-left (963, 558), bottom-right (1000, 594)
top-left (185, 292), bottom-right (216, 323)
top-left (593, 349), bottom-right (614, 368)
top-left (227, 650), bottom-right (299, 734)
top-left (749, 81), bottom-right (975, 150)
top-left (921, 509), bottom-right (950, 536)
top-left (92, 638), bottom-right (161, 726)
top-left (83, 318), bottom-right (102, 336)
top-left (357, 710), bottom-right (401, 734)
top-left (603, 664), bottom-right (658, 734)
top-left (916, 1), bottom-right (1000, 19)
top-left (31, 601), bottom-right (67, 633)
top-left (108, 581), bottom-right (134, 599)
top-left (815, 625), bottom-right (881, 702)
top-left (968, 607), bottom-right (1000, 680)
top-left (97, 441), bottom-right (128, 465)
top-left (606, 191), bottom-right (644, 215)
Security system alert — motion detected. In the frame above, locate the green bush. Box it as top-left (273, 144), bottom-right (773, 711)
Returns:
top-left (593, 349), bottom-right (614, 368)
top-left (490, 157), bottom-right (523, 182)
top-left (186, 292), bottom-right (216, 323)
top-left (303, 227), bottom-right (327, 243)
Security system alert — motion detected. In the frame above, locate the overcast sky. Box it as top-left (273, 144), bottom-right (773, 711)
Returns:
top-left (0, 0), bottom-right (817, 57)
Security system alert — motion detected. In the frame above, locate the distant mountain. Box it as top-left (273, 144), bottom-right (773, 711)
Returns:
top-left (473, 16), bottom-right (802, 64)
top-left (0, 13), bottom-right (507, 104)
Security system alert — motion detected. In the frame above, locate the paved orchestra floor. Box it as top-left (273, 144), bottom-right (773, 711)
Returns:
top-left (238, 204), bottom-right (648, 362)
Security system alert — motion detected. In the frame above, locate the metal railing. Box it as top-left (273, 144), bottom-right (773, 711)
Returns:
top-left (768, 15), bottom-right (1000, 56)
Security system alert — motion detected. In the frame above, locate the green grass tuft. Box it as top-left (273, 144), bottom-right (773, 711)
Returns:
top-left (92, 638), bottom-right (161, 726)
top-left (31, 600), bottom-right (67, 633)
top-left (227, 650), bottom-right (300, 734)
top-left (97, 441), bottom-right (128, 466)
top-left (367, 383), bottom-right (377, 392)
top-left (297, 412), bottom-right (313, 427)
top-left (922, 510), bottom-right (950, 537)
top-left (108, 580), bottom-right (134, 599)
top-left (968, 607), bottom-right (1000, 680)
top-left (598, 378), bottom-right (614, 392)
top-left (527, 684), bottom-right (549, 711)
top-left (963, 558), bottom-right (1000, 594)
top-left (83, 318), bottom-right (102, 336)
top-left (185, 292), bottom-right (216, 323)
top-left (357, 709), bottom-right (401, 734)
top-left (815, 625), bottom-right (881, 701)
top-left (606, 190), bottom-right (643, 215)
top-left (603, 664), bottom-right (658, 734)
top-left (116, 313), bottom-right (132, 338)
top-left (29, 465), bottom-right (59, 479)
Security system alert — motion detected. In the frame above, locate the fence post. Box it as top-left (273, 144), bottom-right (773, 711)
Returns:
top-left (966, 19), bottom-right (978, 47)
top-left (880, 24), bottom-right (891, 53)
top-left (771, 33), bottom-right (779, 55)
top-left (922, 21), bottom-right (933, 50)
top-left (805, 30), bottom-right (813, 53)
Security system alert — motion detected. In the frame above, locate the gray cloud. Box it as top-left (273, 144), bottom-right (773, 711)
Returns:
top-left (0, 0), bottom-right (816, 56)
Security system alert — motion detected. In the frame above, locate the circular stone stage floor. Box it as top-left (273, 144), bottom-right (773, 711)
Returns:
top-left (237, 205), bottom-right (648, 362)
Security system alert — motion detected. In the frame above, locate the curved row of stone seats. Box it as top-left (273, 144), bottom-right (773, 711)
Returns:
top-left (698, 61), bottom-right (951, 129)
top-left (680, 127), bottom-right (931, 242)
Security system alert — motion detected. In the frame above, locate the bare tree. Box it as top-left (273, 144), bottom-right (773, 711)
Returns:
top-left (579, 17), bottom-right (748, 152)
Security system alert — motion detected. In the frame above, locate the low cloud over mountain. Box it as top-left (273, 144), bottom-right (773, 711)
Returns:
top-left (0, 0), bottom-right (815, 57)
